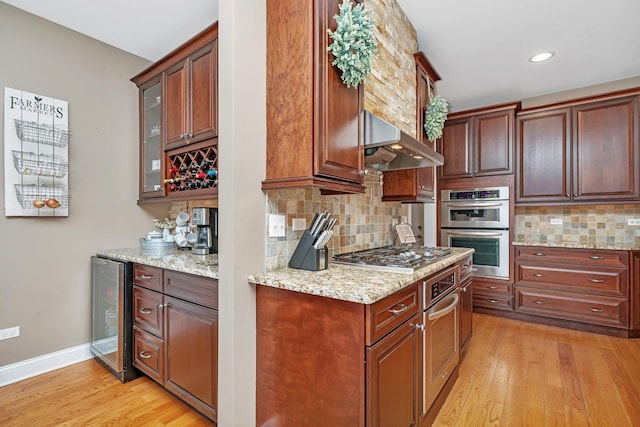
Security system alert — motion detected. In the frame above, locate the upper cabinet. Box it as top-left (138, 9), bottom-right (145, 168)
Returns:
top-left (516, 92), bottom-right (640, 204)
top-left (132, 23), bottom-right (219, 203)
top-left (438, 103), bottom-right (519, 180)
top-left (262, 0), bottom-right (365, 194)
top-left (382, 52), bottom-right (440, 202)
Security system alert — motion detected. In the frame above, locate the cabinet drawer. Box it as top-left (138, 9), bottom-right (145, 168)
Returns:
top-left (473, 291), bottom-right (513, 311)
top-left (133, 326), bottom-right (165, 384)
top-left (515, 247), bottom-right (628, 268)
top-left (515, 287), bottom-right (628, 328)
top-left (516, 263), bottom-right (627, 296)
top-left (473, 281), bottom-right (511, 295)
top-left (367, 283), bottom-right (420, 345)
top-left (164, 270), bottom-right (218, 309)
top-left (133, 286), bottom-right (164, 338)
top-left (459, 255), bottom-right (473, 282)
top-left (133, 264), bottom-right (164, 292)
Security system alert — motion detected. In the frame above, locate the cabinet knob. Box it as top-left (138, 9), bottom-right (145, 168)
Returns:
top-left (359, 170), bottom-right (367, 176)
top-left (573, 193), bottom-right (578, 197)
top-left (184, 131), bottom-right (191, 138)
top-left (565, 194), bottom-right (570, 198)
top-left (412, 323), bottom-right (425, 331)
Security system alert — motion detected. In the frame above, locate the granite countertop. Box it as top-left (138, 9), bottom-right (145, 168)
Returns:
top-left (96, 248), bottom-right (219, 279)
top-left (248, 248), bottom-right (474, 304)
top-left (513, 241), bottom-right (640, 251)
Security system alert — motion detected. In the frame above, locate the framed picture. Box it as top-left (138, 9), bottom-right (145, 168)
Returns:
top-left (4, 87), bottom-right (69, 217)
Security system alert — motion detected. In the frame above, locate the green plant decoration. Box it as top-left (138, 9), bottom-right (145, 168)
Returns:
top-left (424, 95), bottom-right (449, 141)
top-left (327, 0), bottom-right (377, 88)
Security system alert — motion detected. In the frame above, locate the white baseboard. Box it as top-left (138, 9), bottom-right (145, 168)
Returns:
top-left (0, 343), bottom-right (93, 387)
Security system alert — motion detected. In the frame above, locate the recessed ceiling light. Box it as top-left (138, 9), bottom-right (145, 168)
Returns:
top-left (529, 52), bottom-right (554, 62)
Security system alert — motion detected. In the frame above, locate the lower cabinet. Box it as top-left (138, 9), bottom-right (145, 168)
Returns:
top-left (459, 257), bottom-right (473, 353)
top-left (514, 246), bottom-right (630, 335)
top-left (132, 264), bottom-right (218, 423)
top-left (472, 276), bottom-right (513, 311)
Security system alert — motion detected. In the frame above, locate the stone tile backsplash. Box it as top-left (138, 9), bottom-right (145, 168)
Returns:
top-left (265, 171), bottom-right (403, 271)
top-left (515, 204), bottom-right (640, 247)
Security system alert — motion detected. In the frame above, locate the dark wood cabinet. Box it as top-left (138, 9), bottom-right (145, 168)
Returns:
top-left (132, 23), bottom-right (219, 203)
top-left (164, 42), bottom-right (217, 150)
top-left (366, 314), bottom-right (419, 427)
top-left (441, 105), bottom-right (518, 178)
top-left (514, 246), bottom-right (630, 334)
top-left (131, 264), bottom-right (218, 422)
top-left (458, 255), bottom-right (473, 353)
top-left (472, 276), bottom-right (514, 312)
top-left (382, 52), bottom-right (440, 202)
top-left (516, 93), bottom-right (640, 204)
top-left (631, 252), bottom-right (640, 336)
top-left (439, 103), bottom-right (518, 180)
top-left (262, 0), bottom-right (365, 194)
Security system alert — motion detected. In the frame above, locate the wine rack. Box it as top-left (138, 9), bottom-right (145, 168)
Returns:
top-left (166, 145), bottom-right (218, 193)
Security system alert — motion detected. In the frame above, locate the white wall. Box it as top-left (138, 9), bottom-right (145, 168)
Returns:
top-left (0, 2), bottom-right (168, 366)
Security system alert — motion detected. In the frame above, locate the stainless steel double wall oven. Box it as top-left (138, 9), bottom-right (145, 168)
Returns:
top-left (440, 187), bottom-right (510, 278)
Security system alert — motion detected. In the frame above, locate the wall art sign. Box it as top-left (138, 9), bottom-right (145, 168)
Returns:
top-left (4, 87), bottom-right (69, 217)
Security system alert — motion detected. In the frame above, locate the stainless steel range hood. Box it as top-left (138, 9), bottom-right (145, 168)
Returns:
top-left (364, 110), bottom-right (444, 171)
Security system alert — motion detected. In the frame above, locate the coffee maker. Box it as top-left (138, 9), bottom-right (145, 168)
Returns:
top-left (191, 207), bottom-right (213, 255)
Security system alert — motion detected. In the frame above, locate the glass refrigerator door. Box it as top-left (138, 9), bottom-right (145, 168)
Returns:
top-left (90, 257), bottom-right (124, 373)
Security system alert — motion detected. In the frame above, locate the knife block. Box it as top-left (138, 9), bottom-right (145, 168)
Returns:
top-left (289, 230), bottom-right (328, 271)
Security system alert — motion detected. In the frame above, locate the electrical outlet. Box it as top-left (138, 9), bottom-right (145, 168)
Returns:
top-left (627, 218), bottom-right (640, 226)
top-left (292, 218), bottom-right (306, 231)
top-left (550, 218), bottom-right (563, 225)
top-left (268, 214), bottom-right (286, 237)
top-left (0, 326), bottom-right (20, 340)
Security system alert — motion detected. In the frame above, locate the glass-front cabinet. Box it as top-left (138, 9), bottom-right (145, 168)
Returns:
top-left (140, 79), bottom-right (163, 199)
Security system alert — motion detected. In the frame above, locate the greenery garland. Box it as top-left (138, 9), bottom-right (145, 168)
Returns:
top-left (424, 95), bottom-right (449, 141)
top-left (327, 0), bottom-right (377, 88)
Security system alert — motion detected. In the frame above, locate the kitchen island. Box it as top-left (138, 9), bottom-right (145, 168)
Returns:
top-left (249, 248), bottom-right (474, 427)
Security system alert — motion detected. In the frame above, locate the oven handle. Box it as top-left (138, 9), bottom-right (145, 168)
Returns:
top-left (444, 202), bottom-right (505, 208)
top-left (444, 230), bottom-right (505, 237)
top-left (428, 293), bottom-right (459, 321)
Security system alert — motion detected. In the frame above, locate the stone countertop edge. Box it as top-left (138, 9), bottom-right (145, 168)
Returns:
top-left (512, 241), bottom-right (640, 251)
top-left (247, 248), bottom-right (475, 305)
top-left (96, 248), bottom-right (219, 279)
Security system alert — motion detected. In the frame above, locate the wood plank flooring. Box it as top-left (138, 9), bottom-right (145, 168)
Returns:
top-left (1, 313), bottom-right (639, 426)
top-left (434, 313), bottom-right (640, 427)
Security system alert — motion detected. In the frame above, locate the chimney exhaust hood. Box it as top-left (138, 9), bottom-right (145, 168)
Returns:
top-left (364, 110), bottom-right (444, 171)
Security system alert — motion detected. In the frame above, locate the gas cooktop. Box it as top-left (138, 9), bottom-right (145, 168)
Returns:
top-left (332, 245), bottom-right (452, 273)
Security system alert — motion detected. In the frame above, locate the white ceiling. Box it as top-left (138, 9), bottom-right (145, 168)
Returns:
top-left (3, 0), bottom-right (640, 112)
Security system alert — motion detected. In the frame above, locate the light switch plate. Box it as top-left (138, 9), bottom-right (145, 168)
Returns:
top-left (550, 218), bottom-right (563, 225)
top-left (627, 218), bottom-right (640, 226)
top-left (268, 214), bottom-right (286, 237)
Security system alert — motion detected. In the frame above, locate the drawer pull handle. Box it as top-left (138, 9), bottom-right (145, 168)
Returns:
top-left (388, 303), bottom-right (408, 315)
top-left (533, 252), bottom-right (546, 256)
top-left (588, 279), bottom-right (605, 283)
top-left (140, 274), bottom-right (153, 280)
top-left (487, 285), bottom-right (498, 289)
top-left (589, 256), bottom-right (604, 260)
top-left (487, 299), bottom-right (499, 303)
top-left (139, 308), bottom-right (152, 314)
top-left (534, 273), bottom-right (545, 278)
top-left (534, 300), bottom-right (546, 305)
top-left (139, 351), bottom-right (153, 359)
top-left (588, 308), bottom-right (604, 313)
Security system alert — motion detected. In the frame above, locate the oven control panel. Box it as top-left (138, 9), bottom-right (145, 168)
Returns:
top-left (431, 273), bottom-right (455, 299)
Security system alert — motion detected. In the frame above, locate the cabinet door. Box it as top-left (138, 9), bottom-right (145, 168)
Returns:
top-left (139, 78), bottom-right (164, 199)
top-left (366, 315), bottom-right (419, 427)
top-left (516, 109), bottom-right (571, 203)
top-left (439, 118), bottom-right (473, 179)
top-left (631, 252), bottom-right (640, 331)
top-left (314, 0), bottom-right (364, 184)
top-left (165, 296), bottom-right (218, 420)
top-left (475, 109), bottom-right (514, 176)
top-left (189, 42), bottom-right (217, 144)
top-left (164, 60), bottom-right (188, 149)
top-left (573, 96), bottom-right (639, 201)
top-left (459, 277), bottom-right (473, 352)
top-left (415, 62), bottom-right (435, 197)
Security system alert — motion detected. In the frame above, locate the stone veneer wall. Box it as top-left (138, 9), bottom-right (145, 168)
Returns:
top-left (515, 204), bottom-right (640, 247)
top-left (365, 0), bottom-right (419, 138)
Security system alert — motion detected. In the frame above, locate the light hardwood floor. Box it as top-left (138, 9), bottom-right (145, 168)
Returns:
top-left (1, 313), bottom-right (639, 426)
